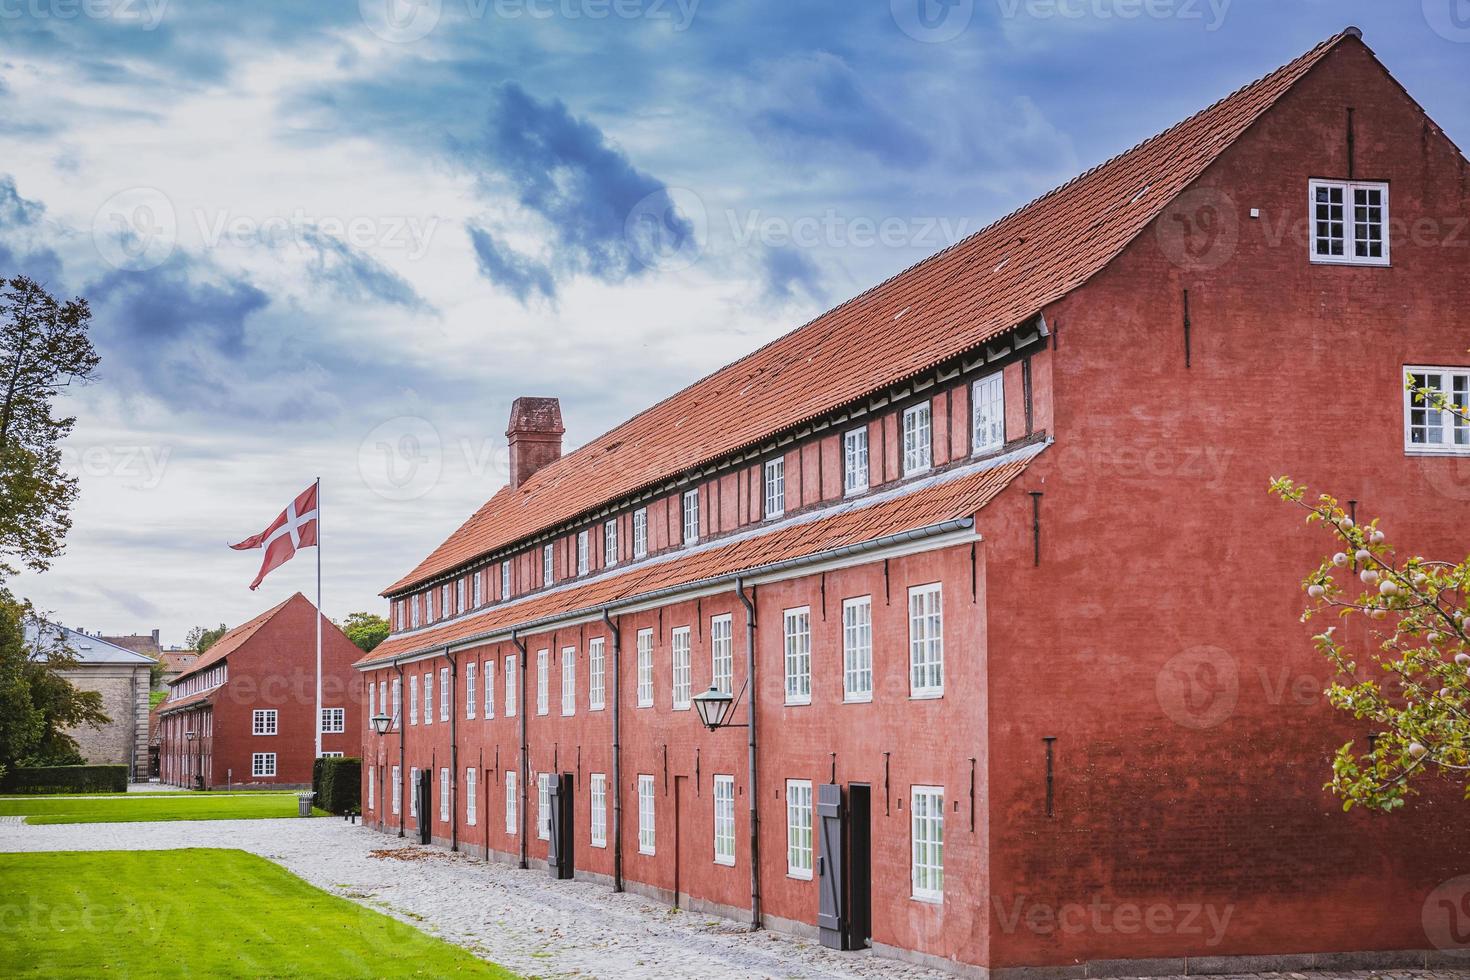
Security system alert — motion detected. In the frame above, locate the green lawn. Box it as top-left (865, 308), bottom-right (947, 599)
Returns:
top-left (0, 792), bottom-right (329, 824)
top-left (0, 849), bottom-right (510, 978)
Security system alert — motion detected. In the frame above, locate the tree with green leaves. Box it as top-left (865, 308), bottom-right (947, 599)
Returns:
top-left (0, 277), bottom-right (99, 577)
top-left (184, 623), bottom-right (229, 653)
top-left (0, 591), bottom-right (109, 773)
top-left (341, 612), bottom-right (389, 653)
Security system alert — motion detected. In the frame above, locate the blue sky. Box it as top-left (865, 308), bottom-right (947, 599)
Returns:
top-left (2, 0), bottom-right (1466, 644)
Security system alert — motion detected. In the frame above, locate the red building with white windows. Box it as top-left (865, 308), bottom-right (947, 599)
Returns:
top-left (158, 593), bottom-right (363, 788)
top-left (356, 31), bottom-right (1470, 976)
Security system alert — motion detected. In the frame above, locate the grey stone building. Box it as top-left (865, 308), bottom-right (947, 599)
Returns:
top-left (28, 621), bottom-right (155, 779)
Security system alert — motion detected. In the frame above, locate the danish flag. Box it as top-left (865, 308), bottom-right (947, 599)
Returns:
top-left (230, 482), bottom-right (318, 590)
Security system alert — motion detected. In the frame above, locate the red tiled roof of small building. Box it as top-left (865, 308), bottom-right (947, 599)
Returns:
top-left (383, 30), bottom-right (1357, 598)
top-left (168, 593), bottom-right (301, 685)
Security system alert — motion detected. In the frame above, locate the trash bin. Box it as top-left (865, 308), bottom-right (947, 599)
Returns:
top-left (297, 793), bottom-right (313, 817)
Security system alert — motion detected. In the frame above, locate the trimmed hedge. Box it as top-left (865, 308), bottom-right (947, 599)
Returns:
top-left (0, 765), bottom-right (128, 795)
top-left (313, 757), bottom-right (360, 814)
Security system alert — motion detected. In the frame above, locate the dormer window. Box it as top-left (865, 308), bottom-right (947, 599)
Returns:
top-left (1310, 179), bottom-right (1389, 266)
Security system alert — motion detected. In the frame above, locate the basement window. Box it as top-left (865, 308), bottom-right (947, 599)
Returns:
top-left (1310, 179), bottom-right (1389, 266)
top-left (1405, 366), bottom-right (1470, 455)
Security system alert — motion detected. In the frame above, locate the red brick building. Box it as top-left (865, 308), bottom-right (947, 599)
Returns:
top-left (159, 593), bottom-right (362, 788)
top-left (355, 30), bottom-right (1470, 976)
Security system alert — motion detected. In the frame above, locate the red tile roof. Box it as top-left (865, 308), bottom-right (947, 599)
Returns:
top-left (169, 593), bottom-right (303, 685)
top-left (156, 687), bottom-right (218, 716)
top-left (384, 31), bottom-right (1358, 598)
top-left (361, 449), bottom-right (1037, 666)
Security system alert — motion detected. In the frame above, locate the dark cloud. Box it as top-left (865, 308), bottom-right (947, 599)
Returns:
top-left (295, 227), bottom-right (433, 313)
top-left (453, 83), bottom-right (695, 302)
top-left (0, 175), bottom-right (64, 285)
top-left (760, 245), bottom-right (825, 305)
top-left (467, 225), bottom-right (555, 306)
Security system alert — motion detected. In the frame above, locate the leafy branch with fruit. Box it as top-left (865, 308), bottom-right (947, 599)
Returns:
top-left (1270, 477), bottom-right (1469, 812)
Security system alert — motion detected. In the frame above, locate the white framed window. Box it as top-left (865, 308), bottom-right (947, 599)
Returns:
top-left (368, 766), bottom-right (376, 810)
top-left (843, 426), bottom-right (869, 495)
top-left (321, 750), bottom-right (342, 758)
top-left (441, 584), bottom-right (451, 619)
top-left (505, 770), bottom-right (517, 834)
top-left (590, 773), bottom-right (607, 847)
top-left (786, 779), bottom-right (813, 879)
top-left (466, 662), bottom-right (477, 719)
top-left (537, 650), bottom-right (549, 715)
top-left (439, 667), bottom-right (450, 722)
top-left (1310, 179), bottom-right (1389, 266)
top-left (501, 561), bottom-right (511, 599)
top-left (911, 786), bottom-right (945, 902)
top-left (710, 614), bottom-right (733, 695)
top-left (465, 767), bottom-right (477, 826)
top-left (909, 584), bottom-right (944, 698)
top-left (972, 372), bottom-right (1005, 454)
top-left (633, 507), bottom-right (648, 559)
top-left (409, 675), bottom-right (419, 725)
top-left (903, 403), bottom-right (932, 476)
top-left (636, 628), bottom-right (654, 707)
top-left (369, 681), bottom-right (377, 720)
top-left (456, 578), bottom-right (466, 615)
top-left (409, 767), bottom-right (419, 817)
top-left (484, 660), bottom-right (496, 719)
top-left (713, 774), bottom-right (735, 866)
top-left (440, 767), bottom-right (450, 821)
top-left (411, 594), bottom-right (421, 629)
top-left (638, 774), bottom-right (656, 855)
top-left (682, 489), bottom-right (700, 544)
top-left (391, 678), bottom-right (401, 729)
top-left (252, 709), bottom-right (277, 736)
top-left (543, 543), bottom-right (554, 586)
top-left (473, 570), bottom-right (483, 607)
top-left (393, 602), bottom-right (401, 632)
top-left (392, 765), bottom-right (401, 815)
top-left (604, 519), bottom-right (618, 566)
top-left (252, 752), bottom-right (276, 778)
top-left (671, 626), bottom-right (692, 709)
top-left (764, 458), bottom-right (785, 519)
top-left (538, 772), bottom-right (551, 840)
top-left (1405, 367), bottom-right (1470, 455)
top-left (589, 637), bottom-right (606, 710)
top-left (843, 596), bottom-right (873, 702)
top-left (577, 530), bottom-right (590, 575)
top-left (423, 672), bottom-right (433, 726)
top-left (783, 607), bottom-right (812, 705)
top-left (320, 707), bottom-right (345, 734)
top-left (561, 646), bottom-right (577, 716)
top-left (505, 656), bottom-right (517, 717)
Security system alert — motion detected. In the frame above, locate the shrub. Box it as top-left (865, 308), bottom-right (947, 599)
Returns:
top-left (313, 757), bottom-right (360, 814)
top-left (0, 764), bottom-right (127, 794)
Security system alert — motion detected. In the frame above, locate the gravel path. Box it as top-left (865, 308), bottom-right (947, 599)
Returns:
top-left (0, 818), bottom-right (1465, 980)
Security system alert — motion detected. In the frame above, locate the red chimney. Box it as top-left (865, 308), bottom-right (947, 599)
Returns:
top-left (506, 397), bottom-right (565, 490)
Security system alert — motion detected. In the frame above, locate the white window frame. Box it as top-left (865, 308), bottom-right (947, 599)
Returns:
top-left (764, 457), bottom-right (785, 519)
top-left (577, 529), bottom-right (590, 575)
top-left (604, 518), bottom-right (618, 567)
top-left (411, 594), bottom-right (421, 629)
top-left (843, 426), bottom-right (869, 496)
top-left (1309, 178), bottom-right (1390, 267)
top-left (484, 660), bottom-right (496, 719)
top-left (710, 614), bottom-right (733, 695)
top-left (456, 577), bottom-right (466, 615)
top-left (590, 773), bottom-right (607, 848)
top-left (638, 774), bottom-right (656, 855)
top-left (391, 678), bottom-right (401, 729)
top-left (537, 772), bottom-right (551, 840)
top-left (633, 507), bottom-right (648, 559)
top-left (713, 774), bottom-right (736, 866)
top-left (902, 403), bottom-right (932, 476)
top-left (252, 752), bottom-right (276, 778)
top-left (783, 607), bottom-right (812, 706)
top-left (440, 767), bottom-right (450, 822)
top-left (1404, 366), bottom-right (1470, 456)
top-left (423, 671), bottom-right (433, 726)
top-left (409, 675), bottom-right (419, 725)
top-left (672, 626), bottom-right (692, 710)
top-left (543, 543), bottom-right (554, 586)
top-left (439, 667), bottom-right (449, 722)
top-left (409, 767), bottom-right (419, 817)
top-left (911, 785), bottom-right (945, 903)
top-left (473, 570), bottom-right (483, 607)
top-left (441, 584), bottom-right (450, 619)
top-left (972, 372), bottom-right (1005, 455)
top-left (465, 767), bottom-right (477, 826)
top-left (589, 637), bottom-right (606, 710)
top-left (909, 584), bottom-right (944, 699)
top-left (636, 628), bottom-right (654, 707)
top-left (252, 709), bottom-right (277, 736)
top-left (320, 707), bottom-right (345, 734)
top-left (466, 661), bottom-right (477, 719)
top-left (505, 770), bottom-right (517, 834)
top-left (392, 765), bottom-right (402, 815)
top-left (561, 646), bottom-right (577, 716)
top-left (843, 596), bottom-right (874, 703)
top-left (505, 655), bottom-right (517, 717)
top-left (537, 650), bottom-right (549, 716)
top-left (786, 779), bottom-right (813, 879)
top-left (682, 489), bottom-right (700, 544)
top-left (368, 766), bottom-right (376, 810)
top-left (369, 680), bottom-right (377, 720)
top-left (501, 561), bottom-right (511, 599)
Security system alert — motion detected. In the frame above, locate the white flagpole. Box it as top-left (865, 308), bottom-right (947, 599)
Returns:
top-left (315, 476), bottom-right (323, 761)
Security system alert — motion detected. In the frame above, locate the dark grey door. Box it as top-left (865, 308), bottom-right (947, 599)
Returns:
top-left (817, 783), bottom-right (845, 950)
top-left (416, 770), bottom-right (431, 844)
top-left (548, 773), bottom-right (574, 879)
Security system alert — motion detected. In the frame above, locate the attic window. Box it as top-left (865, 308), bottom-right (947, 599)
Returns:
top-left (1310, 179), bottom-right (1389, 266)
